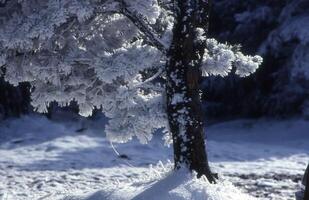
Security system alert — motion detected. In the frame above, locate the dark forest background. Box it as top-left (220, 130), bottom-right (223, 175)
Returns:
top-left (1, 0), bottom-right (308, 121)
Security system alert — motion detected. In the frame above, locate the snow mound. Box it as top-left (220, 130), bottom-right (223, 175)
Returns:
top-left (132, 169), bottom-right (256, 200)
top-left (65, 168), bottom-right (255, 200)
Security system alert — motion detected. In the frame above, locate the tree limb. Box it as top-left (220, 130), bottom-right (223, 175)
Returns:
top-left (120, 2), bottom-right (167, 52)
top-left (96, 0), bottom-right (167, 53)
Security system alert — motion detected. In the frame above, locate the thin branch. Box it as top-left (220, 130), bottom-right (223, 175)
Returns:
top-left (95, 1), bottom-right (168, 52)
top-left (134, 68), bottom-right (164, 89)
top-left (118, 0), bottom-right (167, 53)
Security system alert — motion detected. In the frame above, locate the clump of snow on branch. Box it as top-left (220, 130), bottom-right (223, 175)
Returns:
top-left (201, 39), bottom-right (235, 77)
top-left (0, 0), bottom-right (94, 50)
top-left (202, 39), bottom-right (262, 77)
top-left (126, 0), bottom-right (161, 24)
top-left (105, 88), bottom-right (168, 144)
top-left (94, 41), bottom-right (161, 84)
top-left (234, 52), bottom-right (263, 77)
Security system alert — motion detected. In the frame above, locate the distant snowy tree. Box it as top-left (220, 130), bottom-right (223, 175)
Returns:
top-left (204, 0), bottom-right (308, 119)
top-left (260, 0), bottom-right (309, 117)
top-left (0, 0), bottom-right (261, 181)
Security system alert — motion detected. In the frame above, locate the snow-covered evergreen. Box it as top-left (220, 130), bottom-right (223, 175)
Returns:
top-left (0, 0), bottom-right (261, 144)
top-left (260, 0), bottom-right (309, 116)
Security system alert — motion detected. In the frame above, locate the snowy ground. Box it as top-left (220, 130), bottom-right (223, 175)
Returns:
top-left (0, 115), bottom-right (308, 200)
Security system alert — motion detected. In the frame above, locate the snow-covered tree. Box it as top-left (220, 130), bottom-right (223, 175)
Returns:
top-left (0, 0), bottom-right (262, 181)
top-left (259, 0), bottom-right (309, 117)
top-left (204, 0), bottom-right (308, 119)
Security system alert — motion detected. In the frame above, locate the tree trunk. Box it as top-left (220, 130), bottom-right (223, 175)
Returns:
top-left (166, 0), bottom-right (216, 183)
top-left (304, 164), bottom-right (309, 200)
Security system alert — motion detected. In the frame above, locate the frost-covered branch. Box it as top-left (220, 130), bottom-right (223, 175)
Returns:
top-left (133, 68), bottom-right (164, 88)
top-left (118, 0), bottom-right (168, 52)
top-left (94, 0), bottom-right (168, 52)
top-left (201, 39), bottom-right (262, 77)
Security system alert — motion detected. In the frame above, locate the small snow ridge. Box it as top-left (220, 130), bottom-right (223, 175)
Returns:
top-left (67, 164), bottom-right (256, 200)
top-left (132, 168), bottom-right (256, 200)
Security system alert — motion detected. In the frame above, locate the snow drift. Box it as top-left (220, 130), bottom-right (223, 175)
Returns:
top-left (131, 169), bottom-right (256, 200)
top-left (65, 168), bottom-right (255, 200)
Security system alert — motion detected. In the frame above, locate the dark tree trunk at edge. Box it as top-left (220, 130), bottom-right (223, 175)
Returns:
top-left (166, 0), bottom-right (216, 183)
top-left (304, 164), bottom-right (309, 200)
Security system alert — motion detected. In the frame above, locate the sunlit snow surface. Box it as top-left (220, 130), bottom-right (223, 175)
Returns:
top-left (0, 115), bottom-right (308, 200)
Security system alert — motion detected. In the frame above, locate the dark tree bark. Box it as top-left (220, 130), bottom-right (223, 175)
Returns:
top-left (304, 164), bottom-right (309, 200)
top-left (166, 0), bottom-right (216, 183)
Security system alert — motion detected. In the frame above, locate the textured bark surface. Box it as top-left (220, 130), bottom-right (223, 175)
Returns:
top-left (166, 0), bottom-right (216, 183)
